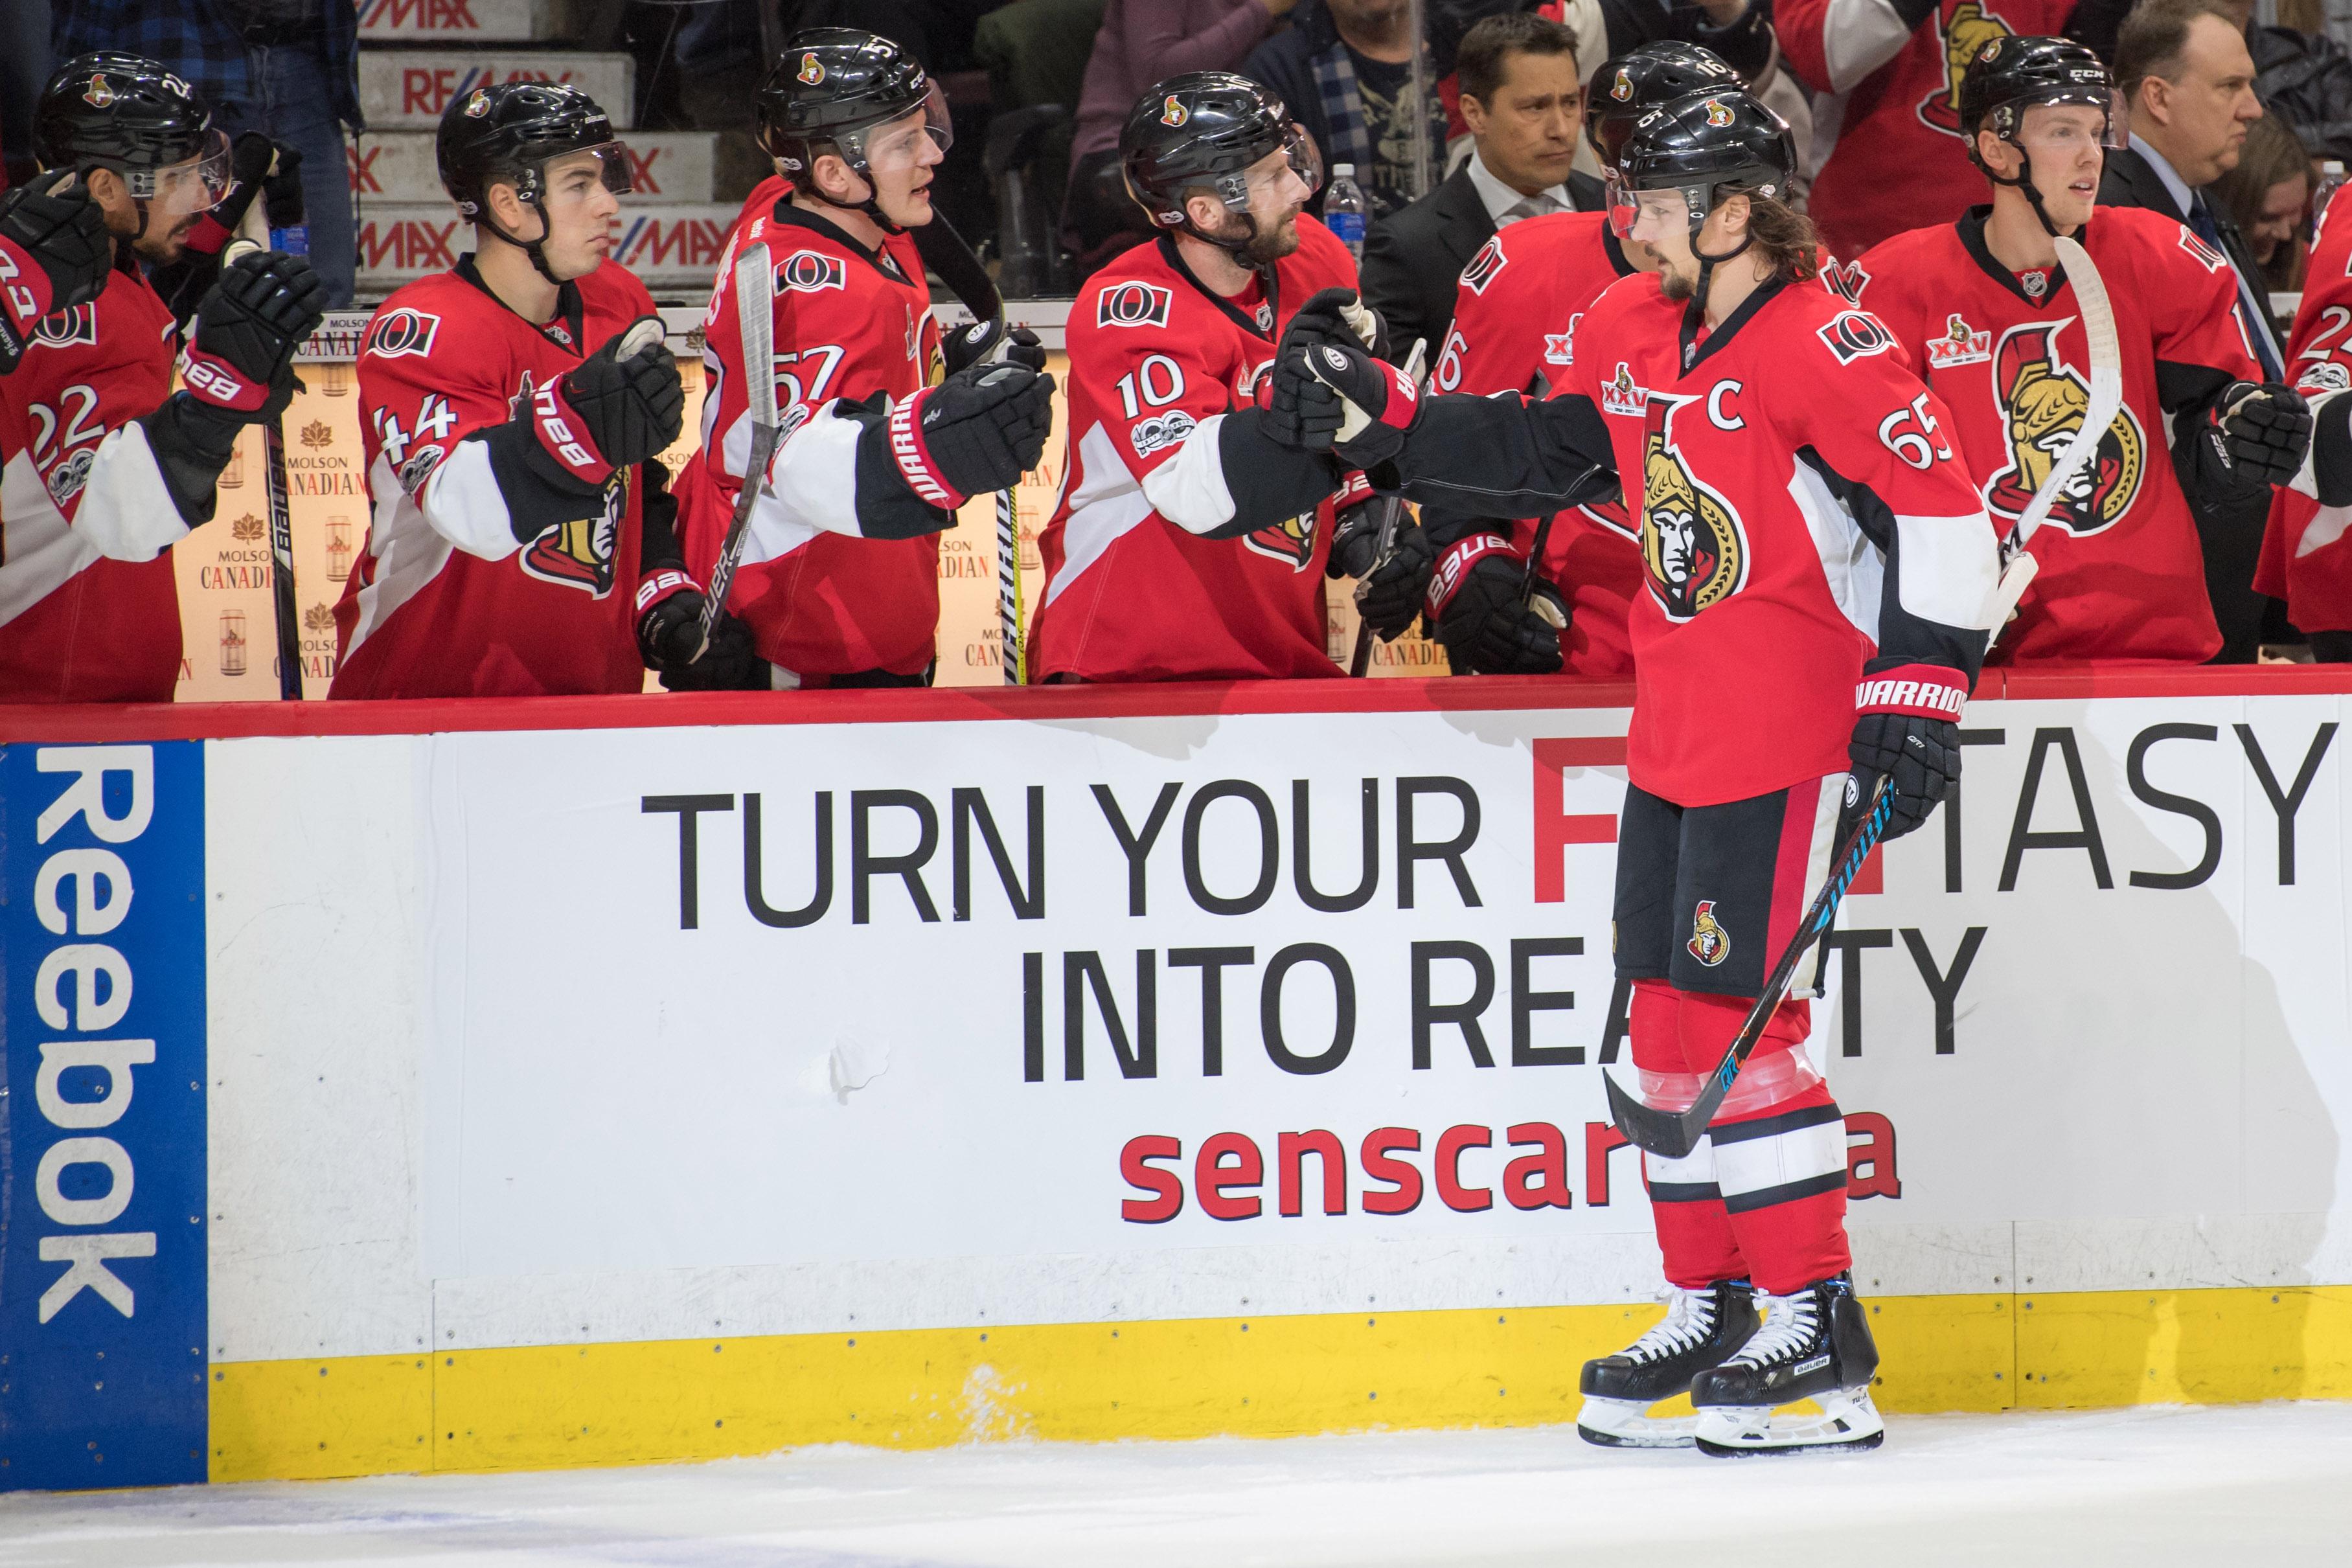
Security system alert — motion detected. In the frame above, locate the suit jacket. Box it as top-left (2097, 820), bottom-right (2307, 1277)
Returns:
top-left (2098, 144), bottom-right (2281, 661)
top-left (1358, 163), bottom-right (1602, 363)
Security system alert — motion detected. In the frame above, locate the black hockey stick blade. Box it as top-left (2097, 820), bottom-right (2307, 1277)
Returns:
top-left (1604, 778), bottom-right (1897, 1158)
top-left (911, 214), bottom-right (1003, 323)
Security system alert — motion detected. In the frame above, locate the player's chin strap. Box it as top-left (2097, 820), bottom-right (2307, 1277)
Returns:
top-left (1680, 209), bottom-right (1755, 371)
top-left (1981, 147), bottom-right (2064, 238)
top-left (479, 199), bottom-right (565, 284)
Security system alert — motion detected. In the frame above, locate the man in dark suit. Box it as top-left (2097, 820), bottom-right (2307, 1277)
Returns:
top-left (1359, 12), bottom-right (1597, 363)
top-left (2101, 0), bottom-right (2288, 660)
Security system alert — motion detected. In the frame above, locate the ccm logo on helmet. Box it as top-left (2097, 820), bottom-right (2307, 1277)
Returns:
top-left (1097, 282), bottom-right (1173, 329)
top-left (367, 308), bottom-right (442, 361)
top-left (777, 251), bottom-right (848, 293)
top-left (1817, 310), bottom-right (1896, 365)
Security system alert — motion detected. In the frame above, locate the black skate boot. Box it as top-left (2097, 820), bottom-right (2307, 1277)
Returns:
top-left (1690, 1271), bottom-right (1884, 1456)
top-left (1575, 1279), bottom-right (1759, 1448)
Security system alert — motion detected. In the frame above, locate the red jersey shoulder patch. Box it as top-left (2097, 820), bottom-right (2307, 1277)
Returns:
top-left (1097, 281), bottom-right (1174, 329)
top-left (1817, 309), bottom-right (1899, 364)
top-left (1461, 234), bottom-right (1507, 295)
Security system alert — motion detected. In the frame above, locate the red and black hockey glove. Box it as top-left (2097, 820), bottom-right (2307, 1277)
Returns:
top-left (2213, 381), bottom-right (2312, 487)
top-left (942, 317), bottom-right (1047, 379)
top-left (1327, 476), bottom-right (1433, 641)
top-left (634, 569), bottom-right (764, 688)
top-left (0, 171), bottom-right (111, 373)
top-left (889, 361), bottom-right (1054, 508)
top-left (1425, 531), bottom-right (1566, 674)
top-left (1848, 663), bottom-right (1968, 841)
top-left (179, 248), bottom-right (328, 420)
top-left (1277, 335), bottom-right (1422, 468)
top-left (528, 317), bottom-right (685, 493)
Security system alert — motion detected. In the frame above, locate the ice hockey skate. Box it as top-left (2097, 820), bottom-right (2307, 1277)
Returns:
top-left (1690, 1273), bottom-right (1884, 1456)
top-left (1576, 1279), bottom-right (1759, 1448)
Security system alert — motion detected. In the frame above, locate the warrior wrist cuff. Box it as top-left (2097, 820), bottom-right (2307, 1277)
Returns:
top-left (179, 345), bottom-right (272, 413)
top-left (1855, 663), bottom-right (1969, 720)
top-left (532, 376), bottom-right (616, 490)
top-left (635, 569), bottom-right (698, 615)
top-left (1425, 531), bottom-right (1513, 616)
top-left (888, 389), bottom-right (970, 510)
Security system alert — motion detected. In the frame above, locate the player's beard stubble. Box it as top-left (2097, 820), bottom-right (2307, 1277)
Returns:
top-left (1213, 209), bottom-right (1303, 266)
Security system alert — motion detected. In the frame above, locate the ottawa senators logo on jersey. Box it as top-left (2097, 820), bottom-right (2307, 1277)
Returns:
top-left (31, 304), bottom-right (97, 349)
top-left (1244, 510), bottom-right (1319, 570)
top-left (1818, 310), bottom-right (1897, 364)
top-left (777, 250), bottom-right (849, 293)
top-left (521, 479), bottom-right (624, 596)
top-left (1920, 0), bottom-right (2018, 135)
top-left (1687, 900), bottom-right (1731, 966)
top-left (1981, 319), bottom-right (2145, 535)
top-left (1639, 398), bottom-right (1748, 620)
top-left (1925, 312), bottom-right (1992, 369)
top-left (1097, 281), bottom-right (1173, 329)
top-left (1601, 362), bottom-right (1647, 417)
top-left (1460, 235), bottom-right (1507, 295)
top-left (366, 308), bottom-right (441, 361)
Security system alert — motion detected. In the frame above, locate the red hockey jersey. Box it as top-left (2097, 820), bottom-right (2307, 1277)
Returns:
top-left (687, 194), bottom-right (944, 681)
top-left (0, 258), bottom-right (188, 702)
top-left (2259, 190), bottom-right (2352, 633)
top-left (331, 257), bottom-right (661, 699)
top-left (1780, 0), bottom-right (2076, 260)
top-left (1856, 207), bottom-right (2258, 663)
top-left (1033, 218), bottom-right (1360, 682)
top-left (1440, 212), bottom-right (1643, 676)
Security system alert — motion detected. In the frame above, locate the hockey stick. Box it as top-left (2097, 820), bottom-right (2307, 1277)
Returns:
top-left (1347, 335), bottom-right (1428, 678)
top-left (221, 228), bottom-right (304, 701)
top-left (1604, 777), bottom-right (1896, 1159)
top-left (698, 242), bottom-right (778, 661)
top-left (1982, 233), bottom-right (2121, 648)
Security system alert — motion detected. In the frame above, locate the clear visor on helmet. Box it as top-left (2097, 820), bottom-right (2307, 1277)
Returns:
top-left (1231, 126), bottom-right (1322, 208)
top-left (122, 127), bottom-right (232, 218)
top-left (2009, 94), bottom-right (2129, 157)
top-left (537, 141), bottom-right (634, 209)
top-left (1607, 177), bottom-right (1707, 240)
top-left (841, 83), bottom-right (953, 175)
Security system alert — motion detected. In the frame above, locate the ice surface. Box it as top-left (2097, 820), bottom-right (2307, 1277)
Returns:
top-left (4, 1403), bottom-right (2349, 1567)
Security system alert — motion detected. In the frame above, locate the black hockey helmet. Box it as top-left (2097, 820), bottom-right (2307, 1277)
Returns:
top-left (32, 52), bottom-right (230, 220)
top-left (757, 29), bottom-right (948, 231)
top-left (438, 81), bottom-right (630, 280)
top-left (1121, 72), bottom-right (1319, 258)
top-left (1586, 43), bottom-right (1744, 174)
top-left (1959, 36), bottom-right (2123, 234)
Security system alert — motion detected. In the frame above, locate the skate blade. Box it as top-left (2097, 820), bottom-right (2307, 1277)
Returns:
top-left (1694, 1389), bottom-right (1884, 1457)
top-left (1575, 1396), bottom-right (1698, 1449)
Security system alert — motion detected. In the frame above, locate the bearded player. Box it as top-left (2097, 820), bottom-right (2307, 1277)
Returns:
top-left (1272, 89), bottom-right (2000, 1454)
top-left (1, 54), bottom-right (325, 701)
top-left (1851, 38), bottom-right (2309, 665)
top-left (1029, 73), bottom-right (1413, 683)
top-left (677, 28), bottom-right (1053, 691)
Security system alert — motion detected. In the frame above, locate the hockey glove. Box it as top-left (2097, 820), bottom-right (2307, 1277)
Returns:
top-left (634, 570), bottom-right (764, 687)
top-left (180, 249), bottom-right (329, 419)
top-left (1848, 663), bottom-right (1969, 841)
top-left (2214, 381), bottom-right (2312, 487)
top-left (889, 361), bottom-right (1054, 506)
top-left (1291, 336), bottom-right (1422, 468)
top-left (1426, 532), bottom-right (1566, 674)
top-left (262, 142), bottom-right (308, 231)
top-left (1329, 491), bottom-right (1435, 640)
top-left (0, 171), bottom-right (111, 373)
top-left (942, 317), bottom-right (1047, 378)
top-left (532, 317), bottom-right (685, 492)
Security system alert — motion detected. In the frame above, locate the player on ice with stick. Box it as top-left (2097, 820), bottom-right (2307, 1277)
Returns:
top-left (0, 53), bottom-right (325, 702)
top-left (1266, 85), bottom-right (1999, 1455)
top-left (676, 28), bottom-right (1054, 691)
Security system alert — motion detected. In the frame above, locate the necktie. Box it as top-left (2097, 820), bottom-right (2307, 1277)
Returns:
top-left (1501, 193), bottom-right (1560, 227)
top-left (2193, 194), bottom-right (2286, 381)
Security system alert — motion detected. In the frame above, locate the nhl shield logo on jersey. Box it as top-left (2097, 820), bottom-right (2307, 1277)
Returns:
top-left (1687, 900), bottom-right (1731, 966)
top-left (1639, 400), bottom-right (1747, 620)
top-left (1926, 312), bottom-right (1993, 369)
top-left (1983, 319), bottom-right (2145, 534)
top-left (1919, 0), bottom-right (2017, 134)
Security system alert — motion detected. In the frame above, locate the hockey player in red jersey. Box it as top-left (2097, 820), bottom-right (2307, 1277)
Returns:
top-left (1779, 0), bottom-right (2079, 260)
top-left (2259, 189), bottom-right (2352, 661)
top-left (1273, 89), bottom-right (2001, 1453)
top-left (678, 28), bottom-right (1053, 690)
top-left (1, 54), bottom-right (326, 703)
top-left (333, 83), bottom-right (700, 699)
top-left (1853, 39), bottom-right (2311, 665)
top-left (1031, 73), bottom-right (1400, 683)
top-left (1426, 43), bottom-right (1739, 677)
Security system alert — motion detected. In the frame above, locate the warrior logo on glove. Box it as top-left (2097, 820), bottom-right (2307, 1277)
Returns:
top-left (1639, 402), bottom-right (1747, 620)
top-left (1983, 320), bottom-right (2144, 534)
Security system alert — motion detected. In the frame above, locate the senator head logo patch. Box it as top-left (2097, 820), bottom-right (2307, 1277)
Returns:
top-left (1161, 95), bottom-right (1189, 127)
top-left (462, 89), bottom-right (491, 117)
top-left (83, 74), bottom-right (115, 108)
top-left (1702, 98), bottom-right (1734, 128)
top-left (799, 53), bottom-right (826, 85)
top-left (1982, 318), bottom-right (2145, 536)
top-left (1610, 69), bottom-right (1633, 102)
top-left (1687, 900), bottom-right (1731, 966)
top-left (1919, 0), bottom-right (2016, 137)
top-left (1639, 396), bottom-right (1747, 620)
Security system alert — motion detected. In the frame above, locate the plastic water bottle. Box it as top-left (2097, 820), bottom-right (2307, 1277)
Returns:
top-left (1326, 163), bottom-right (1367, 261)
top-left (2315, 161), bottom-right (2347, 245)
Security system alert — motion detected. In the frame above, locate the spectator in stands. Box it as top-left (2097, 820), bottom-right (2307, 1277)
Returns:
top-left (1242, 0), bottom-right (1451, 218)
top-left (1064, 0), bottom-right (1292, 262)
top-left (49, 1), bottom-right (361, 306)
top-left (2210, 109), bottom-right (2313, 290)
top-left (1359, 12), bottom-right (1589, 361)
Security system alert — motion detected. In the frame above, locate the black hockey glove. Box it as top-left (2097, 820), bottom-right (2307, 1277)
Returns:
top-left (1279, 335), bottom-right (1422, 468)
top-left (1426, 532), bottom-right (1566, 674)
top-left (262, 142), bottom-right (308, 231)
top-left (635, 569), bottom-right (765, 687)
top-left (2213, 381), bottom-right (2312, 487)
top-left (179, 249), bottom-right (328, 420)
top-left (1847, 663), bottom-right (1970, 840)
top-left (1281, 284), bottom-right (1390, 360)
top-left (0, 171), bottom-right (111, 373)
top-left (1328, 490), bottom-right (1434, 640)
top-left (532, 317), bottom-right (685, 492)
top-left (890, 361), bottom-right (1054, 505)
top-left (942, 317), bottom-right (1047, 379)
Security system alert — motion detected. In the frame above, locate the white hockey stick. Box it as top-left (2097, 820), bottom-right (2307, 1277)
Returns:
top-left (698, 242), bottom-right (778, 661)
top-left (1983, 233), bottom-right (2122, 648)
